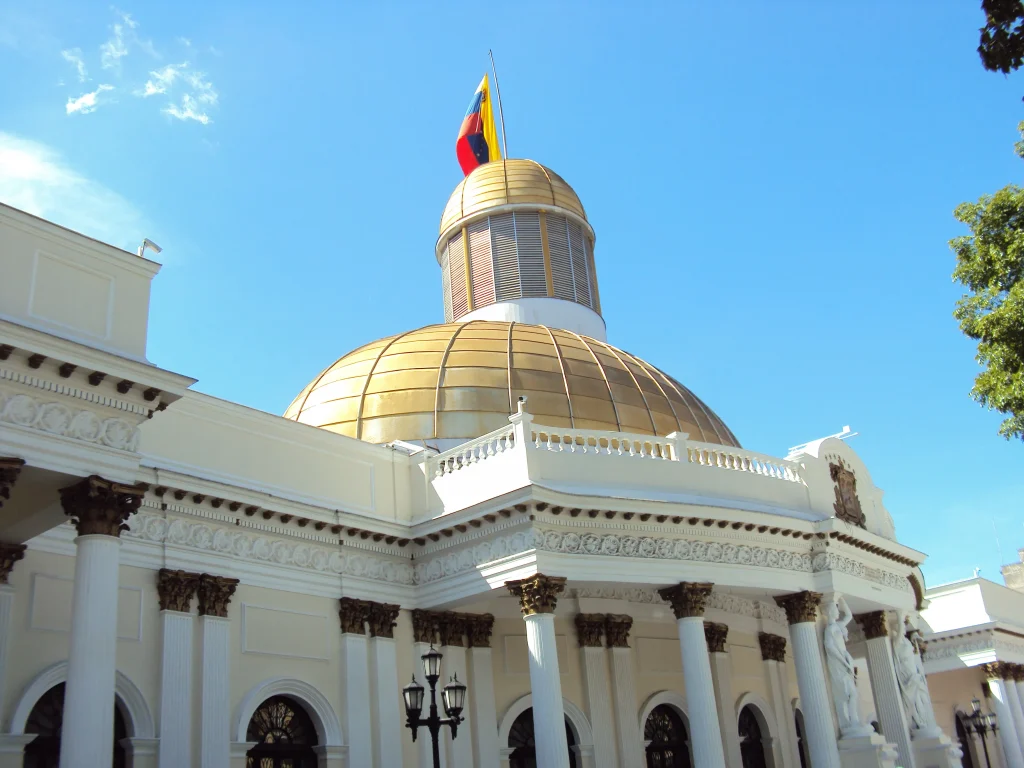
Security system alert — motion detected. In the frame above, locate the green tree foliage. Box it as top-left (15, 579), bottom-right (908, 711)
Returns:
top-left (950, 124), bottom-right (1024, 441)
top-left (979, 0), bottom-right (1024, 74)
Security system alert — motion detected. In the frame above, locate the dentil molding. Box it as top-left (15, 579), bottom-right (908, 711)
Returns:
top-left (0, 388), bottom-right (140, 452)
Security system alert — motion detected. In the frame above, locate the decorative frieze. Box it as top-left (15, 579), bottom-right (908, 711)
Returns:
top-left (339, 597), bottom-right (370, 634)
top-left (758, 632), bottom-right (787, 662)
top-left (466, 614), bottom-right (494, 648)
top-left (0, 458), bottom-right (25, 508)
top-left (774, 591), bottom-right (822, 625)
top-left (157, 568), bottom-right (201, 612)
top-left (59, 475), bottom-right (144, 537)
top-left (856, 611), bottom-right (889, 640)
top-left (658, 582), bottom-right (714, 619)
top-left (368, 602), bottom-right (400, 639)
top-left (196, 574), bottom-right (239, 618)
top-left (0, 541), bottom-right (26, 584)
top-left (0, 389), bottom-right (142, 452)
top-left (506, 573), bottom-right (567, 616)
top-left (605, 614), bottom-right (633, 648)
top-left (575, 613), bottom-right (605, 647)
top-left (703, 621), bottom-right (729, 653)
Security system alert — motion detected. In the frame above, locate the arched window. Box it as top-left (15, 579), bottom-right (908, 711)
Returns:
top-left (643, 704), bottom-right (691, 768)
top-left (794, 709), bottom-right (809, 768)
top-left (507, 707), bottom-right (577, 768)
top-left (738, 705), bottom-right (768, 768)
top-left (23, 683), bottom-right (127, 768)
top-left (955, 713), bottom-right (976, 768)
top-left (245, 696), bottom-right (319, 768)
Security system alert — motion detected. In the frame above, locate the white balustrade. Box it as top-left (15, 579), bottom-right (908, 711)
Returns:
top-left (684, 441), bottom-right (804, 483)
top-left (529, 427), bottom-right (674, 459)
top-left (435, 425), bottom-right (516, 477)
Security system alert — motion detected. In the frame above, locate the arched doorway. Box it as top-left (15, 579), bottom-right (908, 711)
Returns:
top-left (643, 704), bottom-right (691, 768)
top-left (245, 695), bottom-right (319, 768)
top-left (507, 707), bottom-right (577, 768)
top-left (738, 705), bottom-right (769, 768)
top-left (955, 713), bottom-right (976, 768)
top-left (22, 683), bottom-right (127, 768)
top-left (794, 709), bottom-right (809, 768)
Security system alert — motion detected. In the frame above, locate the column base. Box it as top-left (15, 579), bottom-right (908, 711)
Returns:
top-left (838, 733), bottom-right (899, 768)
top-left (910, 734), bottom-right (963, 768)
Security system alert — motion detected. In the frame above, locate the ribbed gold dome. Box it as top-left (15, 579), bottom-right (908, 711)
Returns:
top-left (440, 160), bottom-right (587, 236)
top-left (284, 321), bottom-right (739, 447)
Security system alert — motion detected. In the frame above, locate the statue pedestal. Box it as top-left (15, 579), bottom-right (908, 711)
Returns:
top-left (911, 733), bottom-right (962, 768)
top-left (838, 733), bottom-right (899, 768)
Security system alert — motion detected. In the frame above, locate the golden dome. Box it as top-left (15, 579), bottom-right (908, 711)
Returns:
top-left (284, 321), bottom-right (739, 447)
top-left (440, 160), bottom-right (587, 236)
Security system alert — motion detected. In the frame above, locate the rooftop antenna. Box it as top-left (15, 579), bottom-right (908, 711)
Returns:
top-left (137, 238), bottom-right (162, 258)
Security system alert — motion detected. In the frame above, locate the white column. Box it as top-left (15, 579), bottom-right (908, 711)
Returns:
top-left (707, 627), bottom-right (742, 768)
top-left (370, 633), bottom-right (403, 768)
top-left (776, 592), bottom-right (842, 768)
top-left (988, 674), bottom-right (1023, 768)
top-left (1005, 673), bottom-right (1024, 764)
top-left (199, 615), bottom-right (231, 768)
top-left (579, 643), bottom-right (617, 768)
top-left (441, 642), bottom-right (474, 768)
top-left (1015, 678), bottom-right (1024, 748)
top-left (676, 616), bottom-right (727, 768)
top-left (760, 634), bottom-right (799, 768)
top-left (0, 584), bottom-right (15, 727)
top-left (610, 645), bottom-right (645, 768)
top-left (859, 614), bottom-right (916, 768)
top-left (468, 639), bottom-right (500, 768)
top-left (60, 534), bottom-right (123, 768)
top-left (159, 611), bottom-right (195, 768)
top-left (341, 632), bottom-right (373, 768)
top-left (525, 613), bottom-right (570, 768)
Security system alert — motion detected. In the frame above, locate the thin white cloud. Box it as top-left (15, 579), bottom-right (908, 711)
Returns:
top-left (185, 70), bottom-right (217, 105)
top-left (61, 48), bottom-right (87, 81)
top-left (177, 36), bottom-right (192, 48)
top-left (0, 133), bottom-right (146, 250)
top-left (137, 63), bottom-right (181, 97)
top-left (99, 9), bottom-right (136, 69)
top-left (163, 93), bottom-right (210, 125)
top-left (66, 84), bottom-right (114, 115)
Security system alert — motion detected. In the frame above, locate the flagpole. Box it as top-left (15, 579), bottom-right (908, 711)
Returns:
top-left (488, 49), bottom-right (509, 159)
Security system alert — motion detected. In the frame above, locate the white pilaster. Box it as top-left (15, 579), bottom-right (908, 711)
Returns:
top-left (789, 620), bottom-right (842, 768)
top-left (342, 632), bottom-right (373, 768)
top-left (579, 645), bottom-right (616, 768)
top-left (59, 534), bottom-right (122, 768)
top-left (676, 616), bottom-right (727, 768)
top-left (525, 613), bottom-right (570, 768)
top-left (862, 630), bottom-right (915, 768)
top-left (442, 643), bottom-right (474, 768)
top-left (469, 646), bottom-right (500, 768)
top-left (158, 611), bottom-right (194, 768)
top-left (0, 586), bottom-right (14, 727)
top-left (199, 615), bottom-right (231, 768)
top-left (413, 642), bottom-right (447, 768)
top-left (709, 650), bottom-right (743, 768)
top-left (764, 656), bottom-right (800, 768)
top-left (609, 647), bottom-right (643, 768)
top-left (369, 635), bottom-right (402, 768)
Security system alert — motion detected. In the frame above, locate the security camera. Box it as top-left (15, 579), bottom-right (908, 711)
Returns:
top-left (138, 238), bottom-right (163, 257)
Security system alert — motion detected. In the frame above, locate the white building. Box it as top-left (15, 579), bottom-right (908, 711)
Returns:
top-left (0, 158), bottom-right (973, 768)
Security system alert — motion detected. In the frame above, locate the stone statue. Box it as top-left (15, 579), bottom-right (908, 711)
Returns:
top-left (823, 595), bottom-right (873, 738)
top-left (893, 611), bottom-right (942, 738)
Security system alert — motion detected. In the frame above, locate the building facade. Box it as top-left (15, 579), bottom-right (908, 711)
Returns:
top-left (0, 159), bottom-right (971, 767)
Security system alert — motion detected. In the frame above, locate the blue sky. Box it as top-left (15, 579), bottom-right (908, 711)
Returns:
top-left (1, 2), bottom-right (1021, 588)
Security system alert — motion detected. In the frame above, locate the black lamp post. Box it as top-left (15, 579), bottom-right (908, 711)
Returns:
top-left (403, 645), bottom-right (468, 768)
top-left (962, 698), bottom-right (998, 768)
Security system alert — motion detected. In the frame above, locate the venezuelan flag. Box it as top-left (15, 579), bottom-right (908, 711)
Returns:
top-left (456, 75), bottom-right (501, 176)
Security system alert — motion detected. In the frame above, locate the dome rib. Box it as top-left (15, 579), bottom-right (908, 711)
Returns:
top-left (594, 339), bottom-right (658, 434)
top-left (354, 326), bottom-right (426, 440)
top-left (540, 324), bottom-right (575, 428)
top-left (567, 330), bottom-right (622, 431)
top-left (433, 320), bottom-right (475, 438)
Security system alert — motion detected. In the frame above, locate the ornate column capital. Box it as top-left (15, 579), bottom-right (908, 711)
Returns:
top-left (367, 602), bottom-right (400, 639)
top-left (758, 632), bottom-right (787, 662)
top-left (1013, 664), bottom-right (1024, 682)
top-left (338, 597), bottom-right (370, 635)
top-left (574, 613), bottom-right (605, 647)
top-left (657, 582), bottom-right (714, 619)
top-left (0, 458), bottom-right (26, 508)
top-left (703, 621), bottom-right (729, 653)
top-left (59, 475), bottom-right (144, 537)
top-left (774, 591), bottom-right (822, 625)
top-left (438, 611), bottom-right (466, 647)
top-left (982, 662), bottom-right (1011, 681)
top-left (855, 610), bottom-right (889, 640)
top-left (0, 542), bottom-right (26, 584)
top-left (411, 609), bottom-right (438, 644)
top-left (505, 574), bottom-right (567, 616)
top-left (197, 574), bottom-right (239, 618)
top-left (157, 568), bottom-right (201, 612)
top-left (466, 613), bottom-right (495, 648)
top-left (605, 614), bottom-right (633, 648)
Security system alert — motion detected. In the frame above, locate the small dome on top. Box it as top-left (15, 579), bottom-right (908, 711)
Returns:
top-left (440, 159), bottom-right (587, 236)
